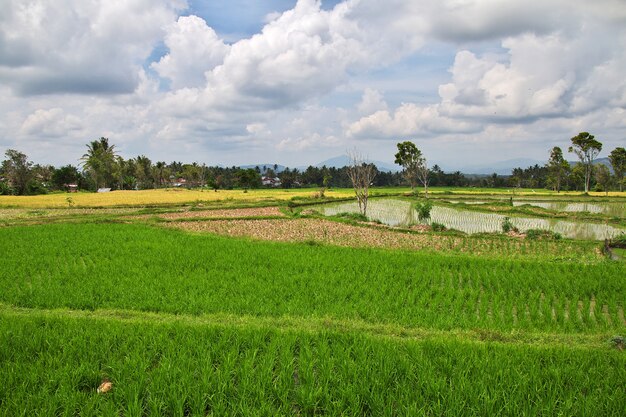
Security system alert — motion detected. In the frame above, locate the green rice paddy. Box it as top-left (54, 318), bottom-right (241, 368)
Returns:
top-left (0, 193), bottom-right (625, 415)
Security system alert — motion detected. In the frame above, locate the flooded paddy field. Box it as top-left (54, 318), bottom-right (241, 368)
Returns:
top-left (444, 198), bottom-right (626, 217)
top-left (314, 198), bottom-right (625, 240)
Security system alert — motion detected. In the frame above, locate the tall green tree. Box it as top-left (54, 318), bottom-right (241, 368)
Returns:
top-left (608, 147), bottom-right (626, 192)
top-left (2, 149), bottom-right (33, 195)
top-left (52, 165), bottom-right (80, 190)
top-left (80, 137), bottom-right (117, 189)
top-left (236, 168), bottom-right (261, 190)
top-left (154, 161), bottom-right (168, 188)
top-left (510, 168), bottom-right (524, 190)
top-left (182, 163), bottom-right (203, 188)
top-left (594, 164), bottom-right (612, 195)
top-left (568, 163), bottom-right (586, 191)
top-left (568, 132), bottom-right (602, 193)
top-left (546, 146), bottom-right (570, 192)
top-left (394, 141), bottom-right (429, 195)
top-left (134, 155), bottom-right (153, 189)
top-left (32, 164), bottom-right (55, 187)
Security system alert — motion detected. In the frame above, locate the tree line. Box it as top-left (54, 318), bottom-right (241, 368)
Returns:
top-left (0, 133), bottom-right (624, 196)
top-left (0, 137), bottom-right (476, 195)
top-left (510, 133), bottom-right (625, 193)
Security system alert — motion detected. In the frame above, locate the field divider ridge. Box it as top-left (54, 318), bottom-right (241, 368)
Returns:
top-left (0, 302), bottom-right (618, 351)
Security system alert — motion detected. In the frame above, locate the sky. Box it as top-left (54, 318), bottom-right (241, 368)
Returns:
top-left (1, 0), bottom-right (625, 171)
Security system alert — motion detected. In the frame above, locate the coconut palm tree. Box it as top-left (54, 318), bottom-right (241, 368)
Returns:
top-left (154, 161), bottom-right (167, 188)
top-left (134, 155), bottom-right (153, 189)
top-left (80, 137), bottom-right (117, 189)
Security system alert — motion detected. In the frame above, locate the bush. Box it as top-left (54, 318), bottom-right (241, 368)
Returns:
top-left (501, 217), bottom-right (519, 233)
top-left (431, 222), bottom-right (447, 232)
top-left (609, 234), bottom-right (626, 248)
top-left (26, 180), bottom-right (48, 195)
top-left (414, 200), bottom-right (433, 222)
top-left (0, 181), bottom-right (11, 195)
top-left (525, 229), bottom-right (562, 240)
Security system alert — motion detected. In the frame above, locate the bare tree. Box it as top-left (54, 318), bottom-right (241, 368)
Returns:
top-left (346, 149), bottom-right (376, 216)
top-left (417, 158), bottom-right (430, 197)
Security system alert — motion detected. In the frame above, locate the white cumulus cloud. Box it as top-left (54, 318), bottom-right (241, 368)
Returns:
top-left (0, 0), bottom-right (185, 95)
top-left (151, 15), bottom-right (230, 89)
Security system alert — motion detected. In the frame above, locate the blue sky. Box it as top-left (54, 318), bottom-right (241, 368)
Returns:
top-left (186, 0), bottom-right (345, 41)
top-left (1, 0), bottom-right (625, 171)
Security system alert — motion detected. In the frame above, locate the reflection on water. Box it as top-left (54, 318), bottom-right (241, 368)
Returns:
top-left (315, 199), bottom-right (624, 240)
top-left (447, 199), bottom-right (626, 217)
top-left (320, 199), bottom-right (414, 227)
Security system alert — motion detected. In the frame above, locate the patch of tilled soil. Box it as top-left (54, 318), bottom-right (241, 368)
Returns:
top-left (151, 206), bottom-right (284, 220)
top-left (167, 218), bottom-right (457, 251)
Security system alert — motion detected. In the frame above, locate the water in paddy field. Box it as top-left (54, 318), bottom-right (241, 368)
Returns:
top-left (447, 199), bottom-right (626, 217)
top-left (512, 201), bottom-right (626, 217)
top-left (314, 198), bottom-right (625, 240)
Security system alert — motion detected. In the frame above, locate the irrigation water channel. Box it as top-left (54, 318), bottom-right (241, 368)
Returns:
top-left (313, 198), bottom-right (625, 240)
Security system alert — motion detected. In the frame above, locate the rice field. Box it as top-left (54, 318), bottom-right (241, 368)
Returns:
top-left (2, 187), bottom-right (624, 209)
top-left (444, 199), bottom-right (626, 217)
top-left (1, 190), bottom-right (625, 415)
top-left (511, 201), bottom-right (626, 217)
top-left (316, 198), bottom-right (626, 239)
top-left (2, 309), bottom-right (624, 417)
top-left (0, 188), bottom-right (354, 208)
top-left (165, 217), bottom-right (600, 260)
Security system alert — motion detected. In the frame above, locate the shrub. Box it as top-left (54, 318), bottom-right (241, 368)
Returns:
top-left (526, 229), bottom-right (562, 240)
top-left (609, 234), bottom-right (626, 248)
top-left (26, 180), bottom-right (48, 195)
top-left (431, 222), bottom-right (447, 232)
top-left (414, 200), bottom-right (433, 222)
top-left (0, 181), bottom-right (11, 195)
top-left (501, 217), bottom-right (519, 233)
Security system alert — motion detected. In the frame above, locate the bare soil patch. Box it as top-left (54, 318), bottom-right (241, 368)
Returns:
top-left (166, 218), bottom-right (462, 251)
top-left (163, 217), bottom-right (600, 260)
top-left (157, 206), bottom-right (284, 220)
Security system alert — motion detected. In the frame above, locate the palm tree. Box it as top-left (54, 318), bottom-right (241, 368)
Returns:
top-left (80, 137), bottom-right (117, 189)
top-left (134, 155), bottom-right (153, 189)
top-left (154, 161), bottom-right (167, 188)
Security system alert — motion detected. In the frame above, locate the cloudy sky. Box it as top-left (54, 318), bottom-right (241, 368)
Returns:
top-left (1, 0), bottom-right (625, 170)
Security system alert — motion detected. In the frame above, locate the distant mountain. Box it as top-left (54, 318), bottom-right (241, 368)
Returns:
top-left (455, 156), bottom-right (614, 176)
top-left (455, 158), bottom-right (545, 175)
top-left (574, 157), bottom-right (613, 173)
top-left (313, 155), bottom-right (400, 172)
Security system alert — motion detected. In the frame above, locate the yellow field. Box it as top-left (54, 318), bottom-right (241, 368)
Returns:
top-left (1, 187), bottom-right (624, 208)
top-left (0, 188), bottom-right (356, 208)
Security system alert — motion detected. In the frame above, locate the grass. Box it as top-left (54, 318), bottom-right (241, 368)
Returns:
top-left (1, 223), bottom-right (623, 332)
top-left (1, 310), bottom-right (624, 416)
top-left (1, 189), bottom-right (625, 415)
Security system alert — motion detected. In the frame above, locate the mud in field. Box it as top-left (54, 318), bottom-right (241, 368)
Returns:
top-left (158, 206), bottom-right (284, 220)
top-left (168, 218), bottom-right (465, 251)
top-left (165, 218), bottom-right (600, 259)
